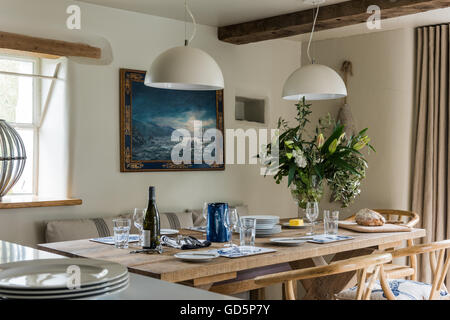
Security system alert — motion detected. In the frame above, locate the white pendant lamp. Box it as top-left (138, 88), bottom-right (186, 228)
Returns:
top-left (282, 64), bottom-right (347, 101)
top-left (145, 1), bottom-right (224, 90)
top-left (282, 1), bottom-right (347, 101)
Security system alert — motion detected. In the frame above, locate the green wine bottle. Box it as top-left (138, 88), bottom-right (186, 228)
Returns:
top-left (143, 186), bottom-right (161, 249)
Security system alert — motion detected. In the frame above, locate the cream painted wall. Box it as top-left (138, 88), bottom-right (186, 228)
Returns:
top-left (301, 28), bottom-right (416, 218)
top-left (0, 0), bottom-right (300, 246)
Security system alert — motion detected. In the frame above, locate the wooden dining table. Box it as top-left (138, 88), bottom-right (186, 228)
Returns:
top-left (38, 223), bottom-right (426, 299)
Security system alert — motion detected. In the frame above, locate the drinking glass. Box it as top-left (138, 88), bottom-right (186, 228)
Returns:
top-left (324, 210), bottom-right (339, 235)
top-left (239, 217), bottom-right (256, 253)
top-left (224, 208), bottom-right (240, 247)
top-left (133, 208), bottom-right (146, 246)
top-left (113, 218), bottom-right (131, 249)
top-left (305, 202), bottom-right (319, 235)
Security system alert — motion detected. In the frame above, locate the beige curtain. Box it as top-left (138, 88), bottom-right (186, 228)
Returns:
top-left (412, 24), bottom-right (449, 286)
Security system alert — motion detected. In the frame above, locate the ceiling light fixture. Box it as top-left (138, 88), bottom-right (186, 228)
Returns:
top-left (282, 0), bottom-right (347, 101)
top-left (145, 0), bottom-right (224, 90)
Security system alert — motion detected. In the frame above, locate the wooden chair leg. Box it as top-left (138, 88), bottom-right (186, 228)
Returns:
top-left (379, 265), bottom-right (396, 300)
top-left (283, 281), bottom-right (296, 300)
top-left (249, 287), bottom-right (265, 300)
top-left (407, 239), bottom-right (418, 281)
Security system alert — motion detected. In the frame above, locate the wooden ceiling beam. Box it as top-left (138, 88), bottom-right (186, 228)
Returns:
top-left (0, 31), bottom-right (101, 59)
top-left (218, 0), bottom-right (450, 45)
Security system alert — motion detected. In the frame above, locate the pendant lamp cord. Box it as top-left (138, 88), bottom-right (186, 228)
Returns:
top-left (184, 0), bottom-right (197, 46)
top-left (306, 4), bottom-right (320, 64)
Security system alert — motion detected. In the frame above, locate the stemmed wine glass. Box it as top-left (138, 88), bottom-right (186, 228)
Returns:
top-left (224, 208), bottom-right (240, 247)
top-left (305, 202), bottom-right (319, 235)
top-left (133, 208), bottom-right (146, 246)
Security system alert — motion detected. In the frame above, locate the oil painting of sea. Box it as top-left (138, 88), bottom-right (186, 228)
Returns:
top-left (131, 82), bottom-right (217, 161)
top-left (120, 69), bottom-right (224, 172)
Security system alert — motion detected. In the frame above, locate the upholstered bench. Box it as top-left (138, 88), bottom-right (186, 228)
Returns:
top-left (44, 205), bottom-right (249, 243)
top-left (44, 211), bottom-right (194, 243)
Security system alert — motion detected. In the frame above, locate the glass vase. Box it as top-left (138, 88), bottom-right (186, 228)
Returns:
top-left (290, 175), bottom-right (324, 217)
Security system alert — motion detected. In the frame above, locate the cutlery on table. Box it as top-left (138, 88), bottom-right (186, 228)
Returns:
top-left (130, 247), bottom-right (163, 254)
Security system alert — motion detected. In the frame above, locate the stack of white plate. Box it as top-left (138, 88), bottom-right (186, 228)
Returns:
top-left (245, 215), bottom-right (281, 237)
top-left (0, 258), bottom-right (129, 299)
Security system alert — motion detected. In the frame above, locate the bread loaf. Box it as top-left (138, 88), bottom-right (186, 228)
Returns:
top-left (355, 208), bottom-right (385, 226)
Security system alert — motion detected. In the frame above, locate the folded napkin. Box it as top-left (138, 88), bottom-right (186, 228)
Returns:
top-left (161, 235), bottom-right (211, 250)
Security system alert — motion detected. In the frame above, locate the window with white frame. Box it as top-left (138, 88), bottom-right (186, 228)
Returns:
top-left (0, 54), bottom-right (40, 195)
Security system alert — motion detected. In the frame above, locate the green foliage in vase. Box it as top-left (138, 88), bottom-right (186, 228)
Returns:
top-left (258, 97), bottom-right (375, 208)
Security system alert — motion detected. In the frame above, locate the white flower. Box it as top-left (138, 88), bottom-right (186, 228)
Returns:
top-left (292, 149), bottom-right (307, 168)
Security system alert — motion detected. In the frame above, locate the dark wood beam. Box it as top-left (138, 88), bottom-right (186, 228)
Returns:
top-left (218, 0), bottom-right (450, 44)
top-left (0, 31), bottom-right (101, 59)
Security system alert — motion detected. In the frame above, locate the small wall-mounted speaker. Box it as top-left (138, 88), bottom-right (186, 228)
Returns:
top-left (235, 96), bottom-right (265, 124)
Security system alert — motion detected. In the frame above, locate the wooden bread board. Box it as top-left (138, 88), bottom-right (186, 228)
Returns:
top-left (338, 221), bottom-right (412, 233)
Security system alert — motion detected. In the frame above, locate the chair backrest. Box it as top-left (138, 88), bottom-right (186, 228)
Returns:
top-left (381, 240), bottom-right (450, 300)
top-left (254, 253), bottom-right (392, 300)
top-left (346, 209), bottom-right (420, 228)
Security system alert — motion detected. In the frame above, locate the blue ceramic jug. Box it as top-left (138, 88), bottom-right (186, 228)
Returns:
top-left (206, 203), bottom-right (230, 243)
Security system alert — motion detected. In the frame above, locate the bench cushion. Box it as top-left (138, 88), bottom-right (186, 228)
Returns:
top-left (336, 279), bottom-right (450, 300)
top-left (45, 211), bottom-right (193, 243)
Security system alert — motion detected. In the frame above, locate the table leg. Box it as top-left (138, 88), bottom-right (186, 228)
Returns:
top-left (290, 248), bottom-right (374, 300)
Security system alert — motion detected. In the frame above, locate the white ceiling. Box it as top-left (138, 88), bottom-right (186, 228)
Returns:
top-left (77, 0), bottom-right (450, 43)
top-left (76, 0), bottom-right (349, 27)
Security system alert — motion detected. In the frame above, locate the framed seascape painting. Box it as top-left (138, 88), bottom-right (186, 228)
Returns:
top-left (119, 69), bottom-right (225, 172)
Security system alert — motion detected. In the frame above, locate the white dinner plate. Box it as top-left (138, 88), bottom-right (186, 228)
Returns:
top-left (255, 224), bottom-right (278, 230)
top-left (256, 225), bottom-right (282, 233)
top-left (281, 222), bottom-right (311, 229)
top-left (270, 237), bottom-right (308, 246)
top-left (245, 215), bottom-right (280, 223)
top-left (0, 273), bottom-right (129, 295)
top-left (161, 229), bottom-right (179, 236)
top-left (0, 259), bottom-right (128, 290)
top-left (0, 277), bottom-right (129, 300)
top-left (256, 225), bottom-right (282, 238)
top-left (174, 251), bottom-right (219, 262)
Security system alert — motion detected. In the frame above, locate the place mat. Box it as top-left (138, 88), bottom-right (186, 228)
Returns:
top-left (217, 246), bottom-right (276, 258)
top-left (307, 234), bottom-right (354, 244)
top-left (338, 221), bottom-right (412, 233)
top-left (90, 234), bottom-right (140, 245)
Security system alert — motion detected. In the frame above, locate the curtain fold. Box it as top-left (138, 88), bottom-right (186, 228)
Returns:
top-left (411, 24), bottom-right (449, 286)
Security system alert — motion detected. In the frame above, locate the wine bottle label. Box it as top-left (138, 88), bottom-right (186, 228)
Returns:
top-left (142, 230), bottom-right (151, 247)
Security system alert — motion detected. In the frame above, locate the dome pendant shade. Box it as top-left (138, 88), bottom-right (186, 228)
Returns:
top-left (145, 46), bottom-right (224, 91)
top-left (282, 64), bottom-right (347, 101)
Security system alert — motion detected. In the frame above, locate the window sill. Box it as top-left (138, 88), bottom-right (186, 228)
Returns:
top-left (0, 196), bottom-right (82, 209)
